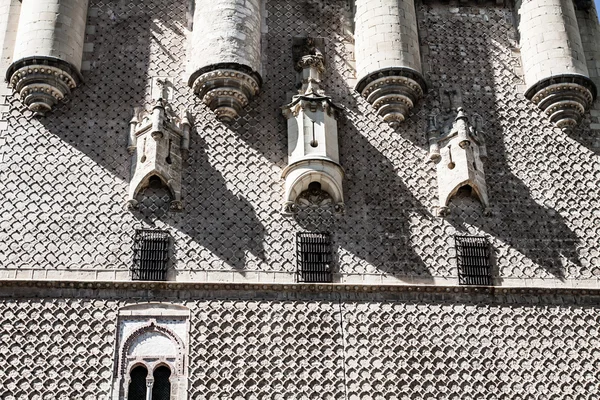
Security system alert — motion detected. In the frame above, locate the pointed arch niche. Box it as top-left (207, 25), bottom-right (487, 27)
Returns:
top-left (111, 303), bottom-right (190, 400)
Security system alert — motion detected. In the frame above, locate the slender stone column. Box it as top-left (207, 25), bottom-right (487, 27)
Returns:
top-left (354, 0), bottom-right (427, 127)
top-left (188, 0), bottom-right (262, 122)
top-left (516, 0), bottom-right (596, 130)
top-left (6, 0), bottom-right (88, 115)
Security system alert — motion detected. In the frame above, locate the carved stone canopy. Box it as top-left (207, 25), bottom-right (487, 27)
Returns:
top-left (126, 99), bottom-right (191, 211)
top-left (427, 107), bottom-right (490, 216)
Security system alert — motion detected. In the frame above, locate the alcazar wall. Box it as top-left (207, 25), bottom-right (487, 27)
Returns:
top-left (1, 0), bottom-right (598, 287)
top-left (0, 0), bottom-right (600, 398)
top-left (2, 284), bottom-right (600, 399)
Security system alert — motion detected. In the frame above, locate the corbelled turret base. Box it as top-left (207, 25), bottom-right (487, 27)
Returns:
top-left (189, 63), bottom-right (261, 122)
top-left (355, 67), bottom-right (427, 128)
top-left (6, 57), bottom-right (81, 116)
top-left (525, 75), bottom-right (596, 132)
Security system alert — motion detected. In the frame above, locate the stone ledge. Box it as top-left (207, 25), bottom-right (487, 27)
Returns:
top-left (2, 278), bottom-right (600, 298)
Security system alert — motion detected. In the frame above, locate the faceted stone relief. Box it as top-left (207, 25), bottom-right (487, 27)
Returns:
top-left (126, 98), bottom-right (191, 211)
top-left (427, 90), bottom-right (489, 216)
top-left (281, 38), bottom-right (344, 216)
top-left (3, 295), bottom-right (600, 399)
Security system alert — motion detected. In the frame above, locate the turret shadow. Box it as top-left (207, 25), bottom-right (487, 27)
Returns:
top-left (234, 21), bottom-right (434, 281)
top-left (27, 0), bottom-right (266, 274)
top-left (416, 1), bottom-right (584, 280)
top-left (130, 132), bottom-right (266, 273)
top-left (292, 106), bottom-right (435, 282)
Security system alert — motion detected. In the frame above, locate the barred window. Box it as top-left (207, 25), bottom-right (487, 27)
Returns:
top-left (455, 235), bottom-right (492, 286)
top-left (132, 229), bottom-right (170, 281)
top-left (297, 232), bottom-right (332, 283)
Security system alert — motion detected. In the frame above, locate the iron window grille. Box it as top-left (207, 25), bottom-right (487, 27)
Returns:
top-left (297, 232), bottom-right (333, 283)
top-left (455, 235), bottom-right (492, 286)
top-left (132, 229), bottom-right (170, 281)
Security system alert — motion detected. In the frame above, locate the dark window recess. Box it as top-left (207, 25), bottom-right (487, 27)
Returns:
top-left (128, 365), bottom-right (148, 400)
top-left (132, 229), bottom-right (170, 281)
top-left (152, 366), bottom-right (172, 400)
top-left (455, 235), bottom-right (492, 286)
top-left (297, 232), bottom-right (332, 283)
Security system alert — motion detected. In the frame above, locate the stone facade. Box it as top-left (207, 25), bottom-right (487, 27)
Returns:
top-left (2, 284), bottom-right (600, 399)
top-left (1, 0), bottom-right (600, 398)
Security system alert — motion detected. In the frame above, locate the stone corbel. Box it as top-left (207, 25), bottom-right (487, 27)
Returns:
top-left (189, 65), bottom-right (261, 122)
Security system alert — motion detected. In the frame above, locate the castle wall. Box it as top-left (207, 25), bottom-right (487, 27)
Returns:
top-left (1, 1), bottom-right (599, 398)
top-left (1, 286), bottom-right (600, 399)
top-left (0, 0), bottom-right (598, 286)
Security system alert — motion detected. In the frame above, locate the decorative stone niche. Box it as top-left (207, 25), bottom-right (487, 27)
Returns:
top-left (281, 38), bottom-right (344, 216)
top-left (427, 92), bottom-right (489, 216)
top-left (112, 303), bottom-right (190, 400)
top-left (6, 0), bottom-right (90, 115)
top-left (126, 99), bottom-right (190, 211)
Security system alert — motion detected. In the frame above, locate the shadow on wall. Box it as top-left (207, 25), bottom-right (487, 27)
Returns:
top-left (131, 133), bottom-right (266, 272)
top-left (232, 20), bottom-right (435, 282)
top-left (32, 0), bottom-right (266, 273)
top-left (292, 107), bottom-right (435, 282)
top-left (38, 7), bottom-right (156, 183)
top-left (29, 0), bottom-right (583, 280)
top-left (417, 3), bottom-right (582, 280)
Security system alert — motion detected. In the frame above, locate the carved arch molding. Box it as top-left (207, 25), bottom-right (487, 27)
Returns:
top-left (111, 303), bottom-right (190, 400)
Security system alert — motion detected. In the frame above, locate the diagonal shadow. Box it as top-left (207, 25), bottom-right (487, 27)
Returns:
top-left (292, 105), bottom-right (435, 282)
top-left (131, 133), bottom-right (266, 272)
top-left (417, 2), bottom-right (583, 280)
top-left (31, 0), bottom-right (266, 274)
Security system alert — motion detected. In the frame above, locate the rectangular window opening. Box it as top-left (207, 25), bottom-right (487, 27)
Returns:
top-left (297, 232), bottom-right (332, 283)
top-left (455, 235), bottom-right (492, 286)
top-left (132, 229), bottom-right (170, 281)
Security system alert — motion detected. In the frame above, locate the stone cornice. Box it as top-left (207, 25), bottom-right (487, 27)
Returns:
top-left (524, 74), bottom-right (597, 102)
top-left (2, 279), bottom-right (600, 299)
top-left (5, 55), bottom-right (83, 84)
